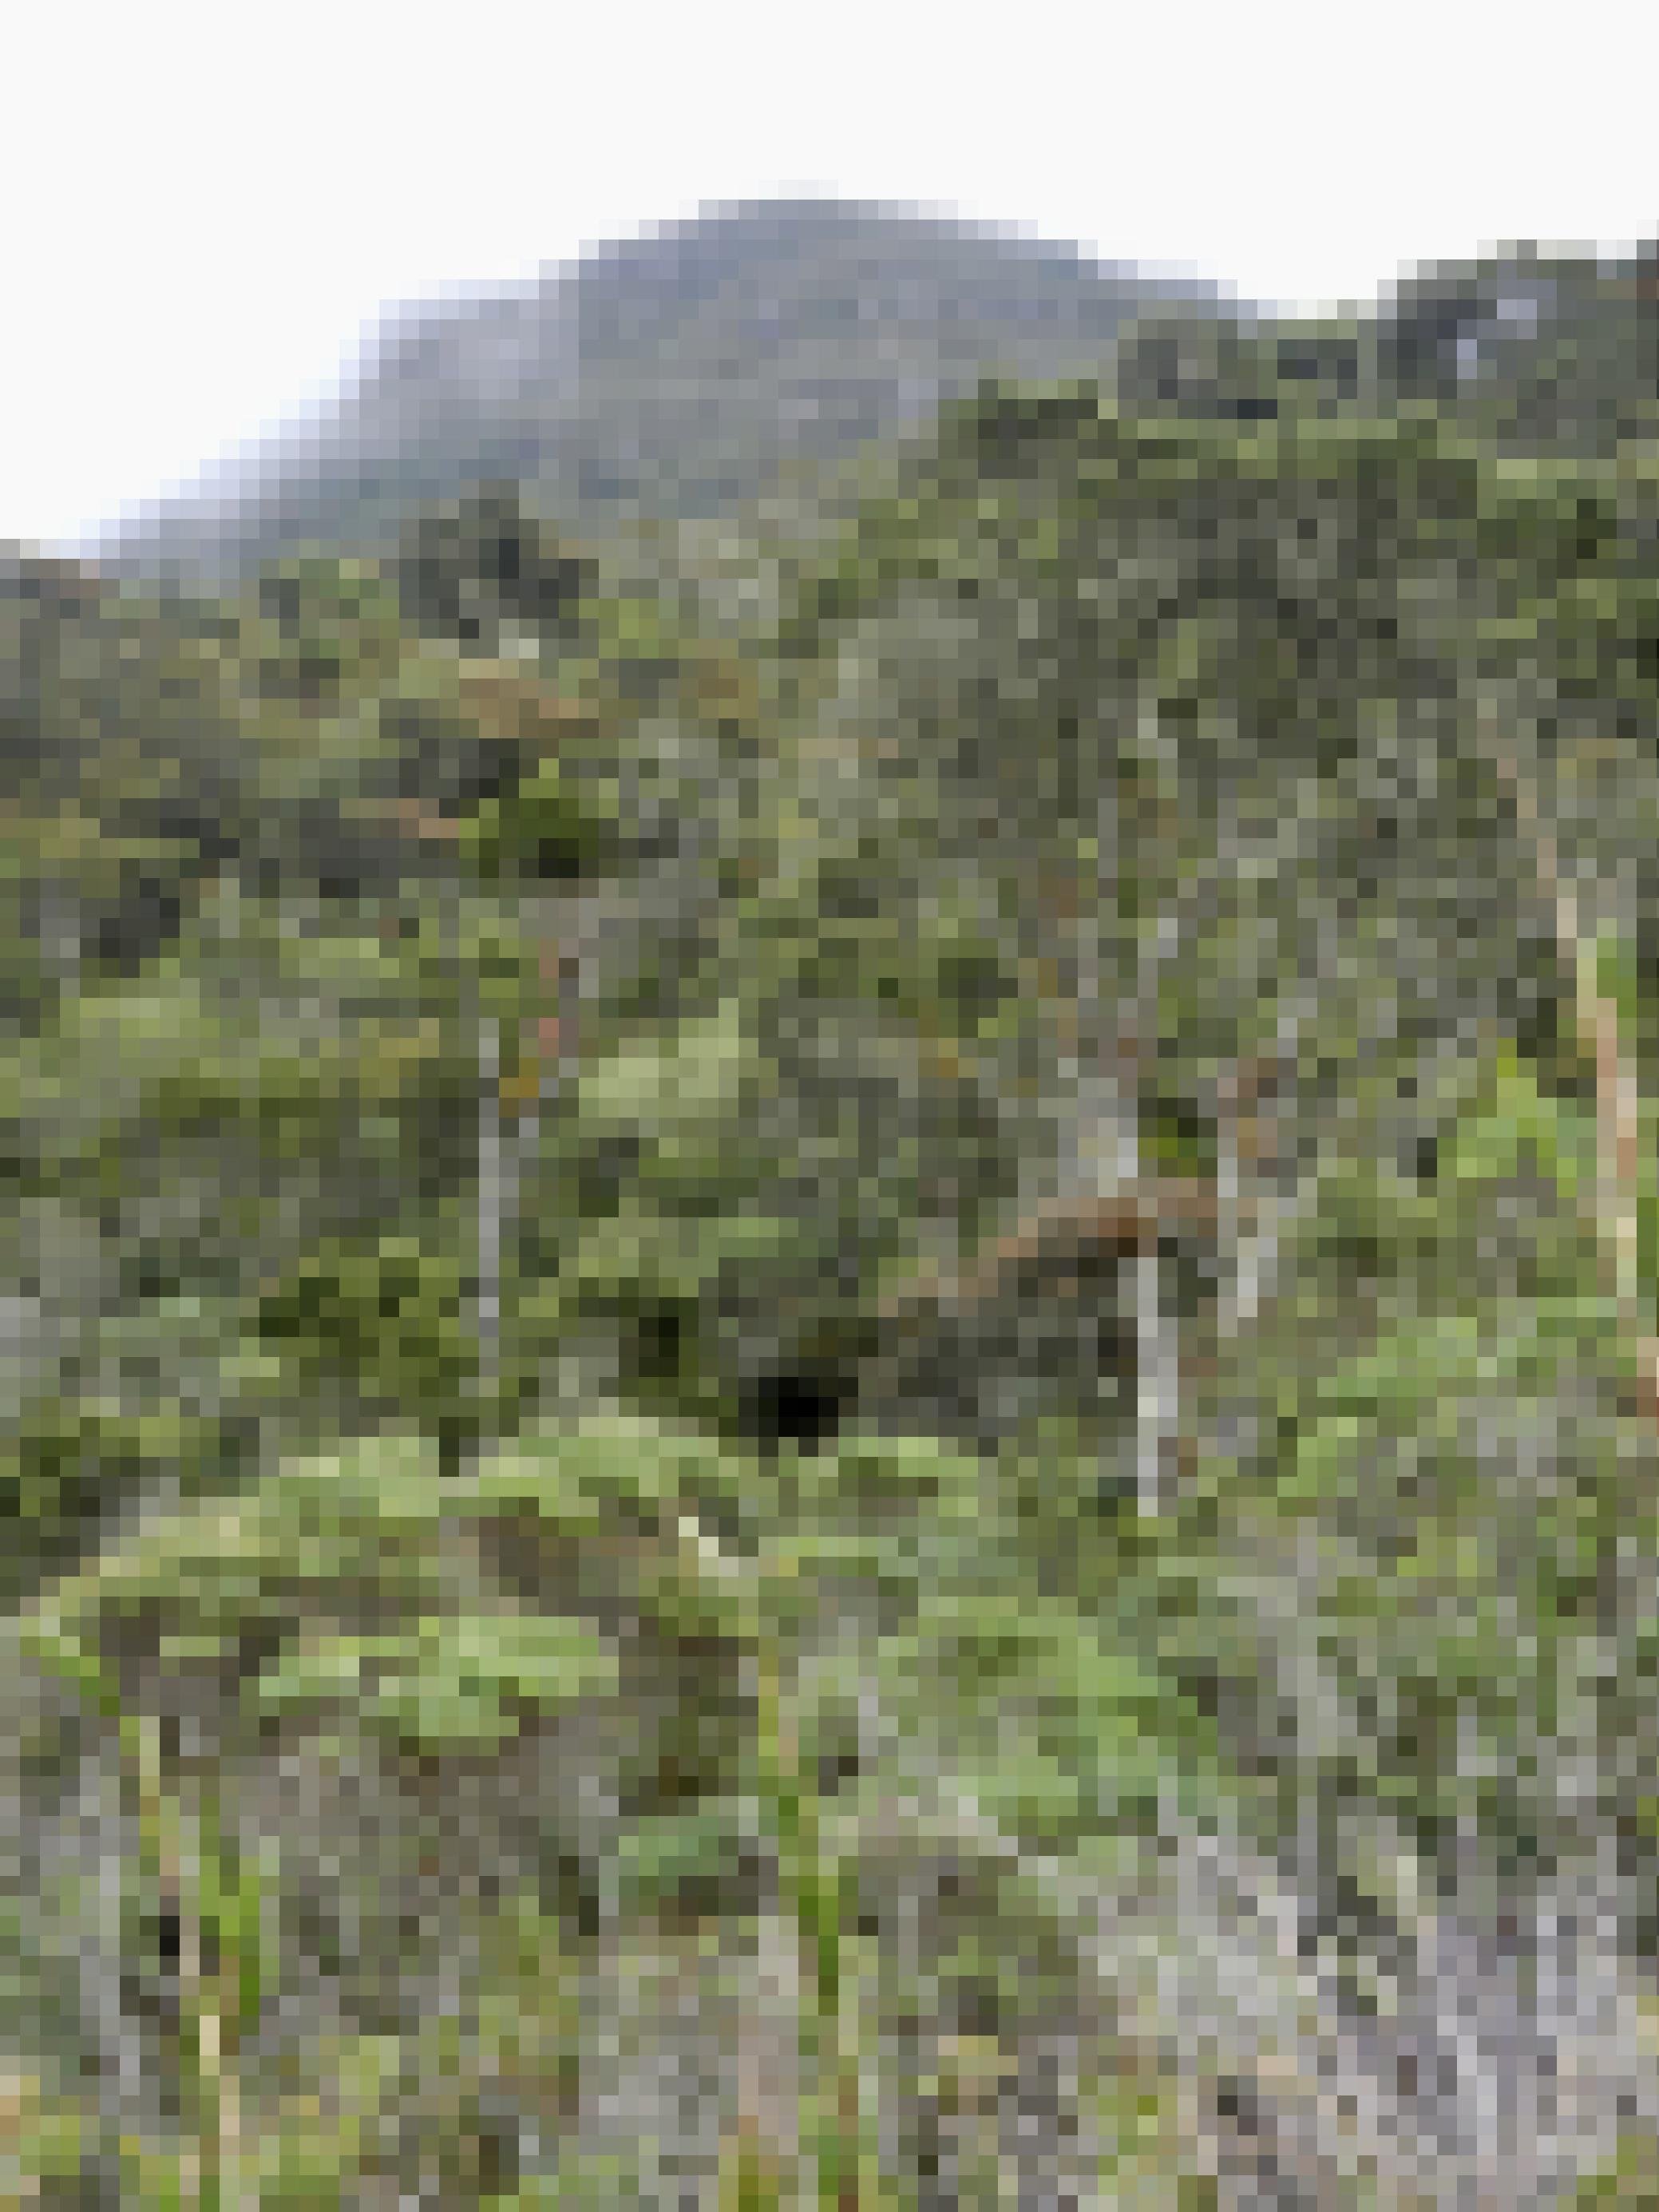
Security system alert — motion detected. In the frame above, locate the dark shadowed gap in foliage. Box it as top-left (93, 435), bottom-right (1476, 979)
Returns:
top-left (436, 1415), bottom-right (479, 1479)
top-left (744, 1363), bottom-right (856, 1454)
top-left (89, 879), bottom-right (185, 972)
top-left (635, 1300), bottom-right (688, 1385)
top-left (540, 1846), bottom-right (604, 1942)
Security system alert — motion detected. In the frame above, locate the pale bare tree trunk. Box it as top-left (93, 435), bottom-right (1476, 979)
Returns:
top-left (1130, 1251), bottom-right (1178, 1517)
top-left (1483, 709), bottom-right (1659, 1416)
top-left (1214, 1026), bottom-right (1307, 1339)
top-left (733, 1900), bottom-right (803, 2202)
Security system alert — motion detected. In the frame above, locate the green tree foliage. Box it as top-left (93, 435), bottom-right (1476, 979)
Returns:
top-left (11, 239), bottom-right (1659, 2202)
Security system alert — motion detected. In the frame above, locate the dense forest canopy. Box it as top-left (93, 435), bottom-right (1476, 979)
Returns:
top-left (8, 212), bottom-right (1659, 2206)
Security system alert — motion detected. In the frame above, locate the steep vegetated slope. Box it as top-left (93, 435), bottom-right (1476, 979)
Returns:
top-left (7, 223), bottom-right (1659, 2205)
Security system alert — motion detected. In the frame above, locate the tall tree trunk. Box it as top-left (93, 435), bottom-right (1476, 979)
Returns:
top-left (1483, 708), bottom-right (1659, 1419)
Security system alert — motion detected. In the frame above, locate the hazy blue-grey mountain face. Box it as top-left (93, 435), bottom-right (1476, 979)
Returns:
top-left (92, 212), bottom-right (1659, 591)
top-left (101, 200), bottom-right (1230, 583)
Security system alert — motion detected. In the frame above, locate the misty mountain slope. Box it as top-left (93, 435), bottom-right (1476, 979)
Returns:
top-left (104, 198), bottom-right (1230, 584)
top-left (105, 209), bottom-right (1659, 604)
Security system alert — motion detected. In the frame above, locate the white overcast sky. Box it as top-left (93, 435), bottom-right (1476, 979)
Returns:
top-left (5, 0), bottom-right (1654, 552)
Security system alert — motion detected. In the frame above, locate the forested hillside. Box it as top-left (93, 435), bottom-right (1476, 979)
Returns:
top-left (8, 221), bottom-right (1659, 2206)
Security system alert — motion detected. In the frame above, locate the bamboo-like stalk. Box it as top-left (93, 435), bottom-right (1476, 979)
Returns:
top-left (754, 1631), bottom-right (851, 2210)
top-left (130, 1711), bottom-right (201, 2209)
top-left (703, 1530), bottom-right (884, 2212)
top-left (19, 1647), bottom-right (263, 2212)
top-left (192, 1779), bottom-right (262, 2211)
top-left (134, 1716), bottom-right (255, 2210)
